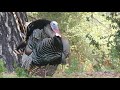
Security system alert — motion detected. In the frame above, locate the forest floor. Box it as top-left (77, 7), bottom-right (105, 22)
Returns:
top-left (53, 71), bottom-right (120, 78)
top-left (1, 71), bottom-right (120, 78)
top-left (1, 64), bottom-right (120, 78)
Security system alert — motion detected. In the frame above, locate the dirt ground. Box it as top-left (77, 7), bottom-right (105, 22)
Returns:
top-left (53, 71), bottom-right (120, 78)
top-left (1, 71), bottom-right (120, 78)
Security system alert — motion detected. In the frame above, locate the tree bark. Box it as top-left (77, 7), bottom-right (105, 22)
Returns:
top-left (0, 12), bottom-right (28, 72)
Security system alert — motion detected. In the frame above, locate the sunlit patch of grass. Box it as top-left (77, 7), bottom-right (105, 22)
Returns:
top-left (2, 72), bottom-right (18, 78)
top-left (83, 59), bottom-right (94, 72)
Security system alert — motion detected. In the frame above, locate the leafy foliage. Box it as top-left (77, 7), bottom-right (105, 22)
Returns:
top-left (15, 67), bottom-right (28, 77)
top-left (0, 59), bottom-right (6, 73)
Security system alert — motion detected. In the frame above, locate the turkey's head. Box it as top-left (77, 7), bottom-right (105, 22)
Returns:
top-left (44, 21), bottom-right (61, 38)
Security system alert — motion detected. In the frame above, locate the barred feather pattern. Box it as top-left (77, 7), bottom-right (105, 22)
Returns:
top-left (22, 29), bottom-right (50, 69)
top-left (21, 28), bottom-right (70, 77)
top-left (30, 37), bottom-right (62, 66)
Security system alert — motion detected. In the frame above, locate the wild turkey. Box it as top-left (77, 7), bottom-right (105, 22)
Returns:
top-left (14, 19), bottom-right (61, 54)
top-left (22, 28), bottom-right (70, 77)
top-left (14, 19), bottom-right (70, 77)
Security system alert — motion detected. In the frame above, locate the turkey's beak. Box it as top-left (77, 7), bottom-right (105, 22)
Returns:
top-left (53, 29), bottom-right (61, 37)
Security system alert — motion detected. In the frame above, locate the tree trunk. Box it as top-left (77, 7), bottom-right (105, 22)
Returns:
top-left (0, 12), bottom-right (28, 72)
